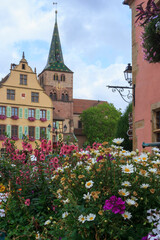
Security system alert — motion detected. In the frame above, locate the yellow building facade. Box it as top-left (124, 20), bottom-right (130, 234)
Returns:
top-left (0, 54), bottom-right (53, 149)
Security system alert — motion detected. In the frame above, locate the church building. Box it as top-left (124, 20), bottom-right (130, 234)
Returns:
top-left (38, 10), bottom-right (107, 147)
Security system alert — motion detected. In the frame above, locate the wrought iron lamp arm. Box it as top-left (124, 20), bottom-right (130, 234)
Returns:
top-left (107, 84), bottom-right (135, 105)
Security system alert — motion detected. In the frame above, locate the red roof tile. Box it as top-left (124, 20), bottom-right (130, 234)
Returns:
top-left (73, 98), bottom-right (107, 114)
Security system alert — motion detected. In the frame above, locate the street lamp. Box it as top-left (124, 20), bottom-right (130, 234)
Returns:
top-left (63, 124), bottom-right (67, 133)
top-left (107, 63), bottom-right (135, 106)
top-left (124, 63), bottom-right (132, 86)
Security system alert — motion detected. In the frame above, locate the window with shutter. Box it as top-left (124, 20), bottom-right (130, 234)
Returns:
top-left (47, 110), bottom-right (50, 120)
top-left (19, 126), bottom-right (23, 139)
top-left (19, 108), bottom-right (23, 119)
top-left (7, 125), bottom-right (11, 138)
top-left (36, 109), bottom-right (40, 120)
top-left (7, 106), bottom-right (11, 117)
top-left (35, 127), bottom-right (40, 140)
top-left (24, 108), bottom-right (28, 119)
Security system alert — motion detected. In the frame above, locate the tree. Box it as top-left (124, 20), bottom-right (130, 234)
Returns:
top-left (116, 103), bottom-right (132, 151)
top-left (80, 103), bottom-right (121, 144)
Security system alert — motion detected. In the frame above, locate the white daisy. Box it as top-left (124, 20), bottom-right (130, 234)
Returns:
top-left (30, 155), bottom-right (37, 162)
top-left (152, 159), bottom-right (160, 164)
top-left (118, 189), bottom-right (130, 197)
top-left (148, 168), bottom-right (157, 174)
top-left (121, 181), bottom-right (131, 187)
top-left (140, 183), bottom-right (150, 189)
top-left (131, 196), bottom-right (138, 201)
top-left (112, 138), bottom-right (124, 145)
top-left (139, 153), bottom-right (148, 162)
top-left (126, 199), bottom-right (136, 206)
top-left (122, 211), bottom-right (132, 220)
top-left (152, 147), bottom-right (160, 152)
top-left (62, 198), bottom-right (70, 204)
top-left (78, 215), bottom-right (86, 223)
top-left (85, 180), bottom-right (94, 189)
top-left (83, 192), bottom-right (91, 200)
top-left (121, 164), bottom-right (135, 174)
top-left (87, 213), bottom-right (96, 221)
top-left (62, 212), bottom-right (69, 218)
top-left (44, 219), bottom-right (51, 225)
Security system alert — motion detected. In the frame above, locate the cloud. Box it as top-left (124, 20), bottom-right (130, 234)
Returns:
top-left (0, 0), bottom-right (131, 112)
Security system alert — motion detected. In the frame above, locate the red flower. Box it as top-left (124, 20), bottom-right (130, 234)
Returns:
top-left (25, 199), bottom-right (30, 206)
top-left (40, 154), bottom-right (45, 161)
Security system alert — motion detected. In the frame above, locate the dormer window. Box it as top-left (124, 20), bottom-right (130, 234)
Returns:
top-left (54, 74), bottom-right (58, 81)
top-left (61, 74), bottom-right (65, 81)
top-left (22, 64), bottom-right (25, 70)
top-left (20, 74), bottom-right (27, 85)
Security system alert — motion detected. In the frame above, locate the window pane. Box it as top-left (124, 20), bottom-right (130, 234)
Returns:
top-left (0, 125), bottom-right (5, 135)
top-left (12, 126), bottom-right (18, 137)
top-left (7, 89), bottom-right (15, 100)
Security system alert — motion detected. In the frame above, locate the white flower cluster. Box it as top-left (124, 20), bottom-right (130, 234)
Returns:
top-left (78, 213), bottom-right (96, 223)
top-left (0, 193), bottom-right (9, 217)
top-left (147, 209), bottom-right (160, 240)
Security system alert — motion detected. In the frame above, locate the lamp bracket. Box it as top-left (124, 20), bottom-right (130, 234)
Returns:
top-left (107, 85), bottom-right (135, 105)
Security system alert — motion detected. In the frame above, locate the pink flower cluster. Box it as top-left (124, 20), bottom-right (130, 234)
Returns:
top-left (0, 135), bottom-right (6, 141)
top-left (28, 117), bottom-right (35, 121)
top-left (29, 137), bottom-right (35, 142)
top-left (11, 136), bottom-right (19, 141)
top-left (0, 115), bottom-right (6, 120)
top-left (103, 195), bottom-right (125, 214)
top-left (60, 144), bottom-right (78, 156)
top-left (11, 115), bottom-right (19, 120)
top-left (40, 117), bottom-right (47, 122)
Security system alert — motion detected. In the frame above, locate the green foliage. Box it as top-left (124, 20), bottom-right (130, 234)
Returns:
top-left (80, 103), bottom-right (121, 145)
top-left (116, 103), bottom-right (132, 151)
top-left (142, 14), bottom-right (160, 63)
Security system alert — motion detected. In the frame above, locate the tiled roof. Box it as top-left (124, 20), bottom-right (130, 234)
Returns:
top-left (73, 99), bottom-right (108, 114)
top-left (44, 11), bottom-right (72, 73)
top-left (45, 62), bottom-right (72, 73)
top-left (0, 74), bottom-right (10, 87)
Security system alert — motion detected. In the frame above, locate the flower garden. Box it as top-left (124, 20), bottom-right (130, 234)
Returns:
top-left (0, 137), bottom-right (160, 240)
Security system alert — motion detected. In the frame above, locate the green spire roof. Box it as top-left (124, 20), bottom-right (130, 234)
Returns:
top-left (45, 11), bottom-right (72, 73)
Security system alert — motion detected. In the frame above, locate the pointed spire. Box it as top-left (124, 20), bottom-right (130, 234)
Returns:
top-left (45, 10), bottom-right (64, 68)
top-left (44, 10), bottom-right (72, 73)
top-left (55, 10), bottom-right (57, 23)
top-left (22, 51), bottom-right (25, 59)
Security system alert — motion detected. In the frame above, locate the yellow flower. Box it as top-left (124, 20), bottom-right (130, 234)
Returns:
top-left (98, 210), bottom-right (104, 215)
top-left (70, 174), bottom-right (76, 179)
top-left (78, 175), bottom-right (85, 179)
top-left (91, 191), bottom-right (100, 201)
top-left (0, 184), bottom-right (5, 192)
top-left (150, 189), bottom-right (155, 194)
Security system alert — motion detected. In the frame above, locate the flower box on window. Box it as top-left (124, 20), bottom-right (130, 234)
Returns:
top-left (0, 135), bottom-right (6, 141)
top-left (29, 136), bottom-right (35, 142)
top-left (11, 136), bottom-right (19, 141)
top-left (40, 118), bottom-right (47, 122)
top-left (0, 115), bottom-right (6, 120)
top-left (11, 115), bottom-right (19, 120)
top-left (28, 117), bottom-right (35, 122)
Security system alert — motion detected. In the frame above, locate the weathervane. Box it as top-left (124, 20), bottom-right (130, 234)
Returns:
top-left (53, 2), bottom-right (57, 8)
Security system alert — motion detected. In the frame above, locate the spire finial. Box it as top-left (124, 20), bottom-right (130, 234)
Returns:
top-left (22, 51), bottom-right (25, 59)
top-left (53, 2), bottom-right (57, 22)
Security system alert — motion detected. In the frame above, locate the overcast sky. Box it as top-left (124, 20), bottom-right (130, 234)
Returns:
top-left (0, 0), bottom-right (132, 112)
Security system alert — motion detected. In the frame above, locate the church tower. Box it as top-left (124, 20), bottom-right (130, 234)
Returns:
top-left (39, 10), bottom-right (74, 141)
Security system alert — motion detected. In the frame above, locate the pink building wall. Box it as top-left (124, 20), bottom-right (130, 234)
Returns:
top-left (127, 0), bottom-right (160, 151)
